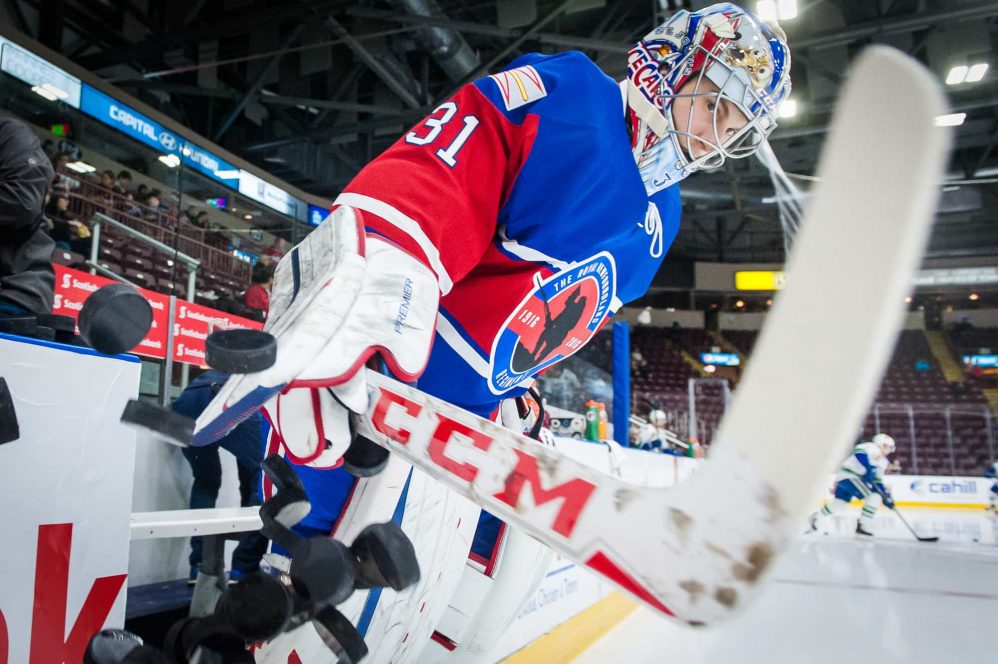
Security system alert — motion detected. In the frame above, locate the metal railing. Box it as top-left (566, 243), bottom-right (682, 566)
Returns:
top-left (870, 403), bottom-right (996, 476)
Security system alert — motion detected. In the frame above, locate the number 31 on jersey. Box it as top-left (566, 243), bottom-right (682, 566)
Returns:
top-left (404, 101), bottom-right (479, 168)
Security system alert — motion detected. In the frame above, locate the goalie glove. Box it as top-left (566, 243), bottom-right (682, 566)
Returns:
top-left (193, 206), bottom-right (440, 468)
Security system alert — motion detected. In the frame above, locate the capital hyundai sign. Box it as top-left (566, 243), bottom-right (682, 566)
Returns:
top-left (79, 85), bottom-right (239, 184)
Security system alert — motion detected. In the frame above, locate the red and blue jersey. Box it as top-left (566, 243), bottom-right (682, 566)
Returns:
top-left (335, 51), bottom-right (682, 416)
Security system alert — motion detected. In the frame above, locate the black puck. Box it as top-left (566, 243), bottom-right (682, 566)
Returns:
top-left (120, 399), bottom-right (194, 447)
top-left (343, 436), bottom-right (390, 478)
top-left (33, 325), bottom-right (55, 341)
top-left (262, 454), bottom-right (305, 492)
top-left (289, 537), bottom-right (357, 608)
top-left (37, 314), bottom-right (77, 343)
top-left (84, 628), bottom-right (143, 664)
top-left (205, 329), bottom-right (277, 374)
top-left (78, 284), bottom-right (152, 355)
top-left (0, 316), bottom-right (37, 337)
top-left (215, 572), bottom-right (292, 641)
top-left (0, 377), bottom-right (19, 445)
top-left (351, 522), bottom-right (420, 591)
top-left (312, 606), bottom-right (368, 664)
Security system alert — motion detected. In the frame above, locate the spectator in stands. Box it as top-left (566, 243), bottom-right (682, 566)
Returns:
top-left (142, 193), bottom-right (162, 222)
top-left (631, 348), bottom-right (648, 378)
top-left (262, 237), bottom-right (288, 263)
top-left (121, 191), bottom-right (142, 217)
top-left (98, 170), bottom-right (114, 190)
top-left (50, 151), bottom-right (78, 190)
top-left (171, 370), bottom-right (268, 583)
top-left (45, 191), bottom-right (91, 255)
top-left (196, 211), bottom-right (210, 229)
top-left (0, 115), bottom-right (56, 318)
top-left (243, 262), bottom-right (273, 319)
top-left (136, 182), bottom-right (149, 201)
top-left (114, 170), bottom-right (132, 194)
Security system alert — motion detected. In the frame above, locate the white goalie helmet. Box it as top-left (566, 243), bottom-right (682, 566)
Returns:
top-left (649, 409), bottom-right (667, 427)
top-left (626, 2), bottom-right (792, 194)
top-left (873, 433), bottom-right (896, 456)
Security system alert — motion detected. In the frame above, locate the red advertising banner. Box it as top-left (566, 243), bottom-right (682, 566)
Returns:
top-left (172, 300), bottom-right (263, 366)
top-left (52, 266), bottom-right (262, 365)
top-left (52, 265), bottom-right (170, 359)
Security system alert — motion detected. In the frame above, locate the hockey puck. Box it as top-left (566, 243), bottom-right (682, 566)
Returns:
top-left (215, 572), bottom-right (291, 641)
top-left (262, 454), bottom-right (305, 492)
top-left (205, 329), bottom-right (277, 374)
top-left (0, 377), bottom-right (19, 446)
top-left (120, 399), bottom-right (194, 447)
top-left (0, 316), bottom-right (37, 337)
top-left (289, 537), bottom-right (357, 608)
top-left (312, 606), bottom-right (368, 664)
top-left (351, 522), bottom-right (420, 591)
top-left (84, 628), bottom-right (144, 664)
top-left (343, 435), bottom-right (390, 478)
top-left (78, 284), bottom-right (152, 355)
top-left (37, 313), bottom-right (77, 343)
top-left (259, 486), bottom-right (311, 528)
top-left (33, 325), bottom-right (55, 342)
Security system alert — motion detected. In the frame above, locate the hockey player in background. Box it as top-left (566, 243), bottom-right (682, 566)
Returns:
top-left (985, 461), bottom-right (998, 513)
top-left (194, 4), bottom-right (792, 650)
top-left (809, 433), bottom-right (897, 536)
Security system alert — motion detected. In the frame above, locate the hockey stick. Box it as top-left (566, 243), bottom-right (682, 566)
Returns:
top-left (350, 47), bottom-right (950, 628)
top-left (888, 505), bottom-right (939, 542)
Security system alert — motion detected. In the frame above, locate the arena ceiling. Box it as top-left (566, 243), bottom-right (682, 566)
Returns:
top-left (4, 0), bottom-right (998, 263)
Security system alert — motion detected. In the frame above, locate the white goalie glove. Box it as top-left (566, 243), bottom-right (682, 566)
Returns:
top-left (193, 205), bottom-right (440, 468)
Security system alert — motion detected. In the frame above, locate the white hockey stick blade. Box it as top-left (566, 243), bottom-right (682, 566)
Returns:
top-left (352, 46), bottom-right (951, 628)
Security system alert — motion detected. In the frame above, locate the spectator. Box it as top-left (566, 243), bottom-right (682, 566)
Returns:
top-left (136, 182), bottom-right (148, 201)
top-left (142, 193), bottom-right (162, 223)
top-left (50, 151), bottom-right (78, 190)
top-left (114, 170), bottom-right (132, 194)
top-left (243, 262), bottom-right (273, 318)
top-left (121, 191), bottom-right (142, 217)
top-left (45, 191), bottom-right (91, 255)
top-left (0, 115), bottom-right (56, 318)
top-left (262, 237), bottom-right (288, 262)
top-left (195, 211), bottom-right (210, 229)
top-left (98, 169), bottom-right (114, 190)
top-left (171, 370), bottom-right (268, 583)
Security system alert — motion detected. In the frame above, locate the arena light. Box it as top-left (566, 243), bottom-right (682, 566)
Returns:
top-left (966, 63), bottom-right (989, 83)
top-left (66, 161), bottom-right (96, 173)
top-left (779, 98), bottom-right (797, 118)
top-left (969, 292), bottom-right (980, 301)
top-left (756, 0), bottom-right (796, 21)
top-left (755, 0), bottom-right (777, 21)
top-left (31, 82), bottom-right (69, 101)
top-left (213, 169), bottom-right (240, 179)
top-left (777, 0), bottom-right (798, 20)
top-left (158, 154), bottom-right (181, 168)
top-left (946, 65), bottom-right (969, 85)
top-left (934, 113), bottom-right (966, 127)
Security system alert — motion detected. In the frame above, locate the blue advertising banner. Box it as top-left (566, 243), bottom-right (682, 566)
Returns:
top-left (307, 204), bottom-right (330, 226)
top-left (79, 84), bottom-right (239, 184)
top-left (700, 352), bottom-right (741, 366)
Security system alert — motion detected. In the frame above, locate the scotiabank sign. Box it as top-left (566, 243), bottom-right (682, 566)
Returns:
top-left (52, 265), bottom-right (169, 359)
top-left (52, 266), bottom-right (262, 365)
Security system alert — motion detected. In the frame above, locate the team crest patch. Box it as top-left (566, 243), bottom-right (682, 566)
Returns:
top-left (489, 252), bottom-right (616, 394)
top-left (489, 65), bottom-right (547, 111)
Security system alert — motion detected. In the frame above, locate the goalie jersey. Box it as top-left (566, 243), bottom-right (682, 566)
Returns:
top-left (334, 51), bottom-right (682, 417)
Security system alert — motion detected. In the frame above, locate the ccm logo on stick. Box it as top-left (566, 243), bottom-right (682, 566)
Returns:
top-left (370, 387), bottom-right (595, 538)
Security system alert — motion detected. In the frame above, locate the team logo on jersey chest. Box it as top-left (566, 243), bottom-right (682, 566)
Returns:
top-left (489, 252), bottom-right (617, 394)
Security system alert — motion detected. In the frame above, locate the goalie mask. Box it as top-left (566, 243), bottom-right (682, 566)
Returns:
top-left (626, 3), bottom-right (792, 194)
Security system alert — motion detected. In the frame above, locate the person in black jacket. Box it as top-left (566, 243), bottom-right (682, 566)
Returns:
top-left (0, 115), bottom-right (56, 318)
